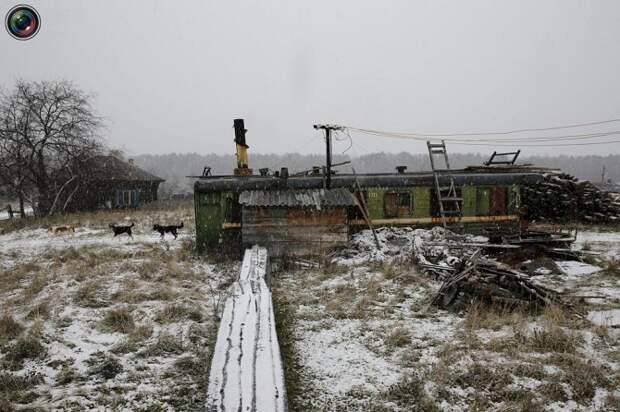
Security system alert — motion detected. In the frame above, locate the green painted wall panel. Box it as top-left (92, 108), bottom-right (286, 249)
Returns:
top-left (462, 186), bottom-right (476, 217)
top-left (366, 188), bottom-right (386, 219)
top-left (476, 187), bottom-right (490, 216)
top-left (412, 187), bottom-right (430, 218)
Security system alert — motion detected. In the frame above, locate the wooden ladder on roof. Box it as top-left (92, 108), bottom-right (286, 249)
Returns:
top-left (427, 140), bottom-right (464, 232)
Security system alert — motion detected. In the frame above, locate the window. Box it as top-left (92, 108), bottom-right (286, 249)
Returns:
top-left (384, 191), bottom-right (412, 218)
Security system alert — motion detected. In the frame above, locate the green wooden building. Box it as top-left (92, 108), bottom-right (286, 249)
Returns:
top-left (193, 168), bottom-right (543, 255)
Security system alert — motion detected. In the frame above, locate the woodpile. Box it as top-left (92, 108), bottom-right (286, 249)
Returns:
top-left (431, 260), bottom-right (569, 311)
top-left (521, 173), bottom-right (620, 223)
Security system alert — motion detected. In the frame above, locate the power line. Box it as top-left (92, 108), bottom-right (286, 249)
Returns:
top-left (446, 139), bottom-right (620, 147)
top-left (345, 116), bottom-right (620, 138)
top-left (344, 126), bottom-right (620, 146)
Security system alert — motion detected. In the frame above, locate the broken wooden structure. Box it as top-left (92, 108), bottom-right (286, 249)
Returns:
top-left (206, 246), bottom-right (287, 412)
top-left (432, 259), bottom-right (570, 311)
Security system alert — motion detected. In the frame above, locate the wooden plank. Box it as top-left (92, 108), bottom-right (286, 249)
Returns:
top-left (206, 246), bottom-right (286, 412)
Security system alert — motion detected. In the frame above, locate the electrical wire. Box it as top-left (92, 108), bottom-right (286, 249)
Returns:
top-left (344, 126), bottom-right (620, 146)
top-left (344, 116), bottom-right (620, 138)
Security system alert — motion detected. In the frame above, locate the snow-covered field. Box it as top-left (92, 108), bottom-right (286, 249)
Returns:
top-left (0, 205), bottom-right (236, 411)
top-left (2, 209), bottom-right (619, 411)
top-left (273, 226), bottom-right (620, 411)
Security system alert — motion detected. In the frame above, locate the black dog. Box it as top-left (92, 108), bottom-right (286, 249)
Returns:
top-left (153, 222), bottom-right (183, 239)
top-left (109, 222), bottom-right (134, 238)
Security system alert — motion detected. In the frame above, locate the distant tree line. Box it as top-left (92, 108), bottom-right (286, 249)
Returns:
top-left (134, 152), bottom-right (620, 196)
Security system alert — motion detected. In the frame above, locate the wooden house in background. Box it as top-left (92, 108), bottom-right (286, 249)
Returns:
top-left (66, 156), bottom-right (165, 211)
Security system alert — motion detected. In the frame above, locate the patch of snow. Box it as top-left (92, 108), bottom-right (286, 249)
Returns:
top-left (555, 260), bottom-right (602, 277)
top-left (588, 309), bottom-right (620, 328)
top-left (297, 321), bottom-right (402, 395)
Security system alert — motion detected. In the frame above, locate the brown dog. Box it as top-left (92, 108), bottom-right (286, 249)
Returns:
top-left (48, 225), bottom-right (76, 234)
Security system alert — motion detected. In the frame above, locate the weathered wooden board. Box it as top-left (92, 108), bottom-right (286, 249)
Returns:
top-left (241, 207), bottom-right (349, 256)
top-left (206, 246), bottom-right (287, 412)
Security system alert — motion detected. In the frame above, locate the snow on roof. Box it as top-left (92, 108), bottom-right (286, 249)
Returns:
top-left (239, 188), bottom-right (357, 208)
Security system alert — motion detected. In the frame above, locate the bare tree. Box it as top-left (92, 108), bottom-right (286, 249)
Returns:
top-left (0, 80), bottom-right (104, 216)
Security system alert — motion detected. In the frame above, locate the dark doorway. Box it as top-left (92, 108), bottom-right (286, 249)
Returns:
top-left (490, 187), bottom-right (508, 215)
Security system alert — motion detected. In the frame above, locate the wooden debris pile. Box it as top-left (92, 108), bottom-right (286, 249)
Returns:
top-left (432, 260), bottom-right (569, 311)
top-left (521, 172), bottom-right (620, 223)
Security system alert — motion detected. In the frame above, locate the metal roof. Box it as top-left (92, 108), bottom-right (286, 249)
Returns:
top-left (195, 172), bottom-right (544, 193)
top-left (239, 188), bottom-right (356, 209)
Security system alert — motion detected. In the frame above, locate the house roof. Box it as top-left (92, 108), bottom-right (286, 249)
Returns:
top-left (239, 188), bottom-right (357, 209)
top-left (85, 156), bottom-right (164, 182)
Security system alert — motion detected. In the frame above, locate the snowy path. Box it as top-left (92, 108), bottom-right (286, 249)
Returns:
top-left (206, 246), bottom-right (287, 412)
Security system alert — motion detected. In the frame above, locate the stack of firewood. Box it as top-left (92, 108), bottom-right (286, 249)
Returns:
top-left (521, 173), bottom-right (620, 223)
top-left (432, 260), bottom-right (569, 311)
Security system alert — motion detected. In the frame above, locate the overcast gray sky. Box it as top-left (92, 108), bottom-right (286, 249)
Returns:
top-left (3, 0), bottom-right (620, 157)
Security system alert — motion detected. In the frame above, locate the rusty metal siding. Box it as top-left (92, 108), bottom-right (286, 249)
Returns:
top-left (241, 207), bottom-right (348, 257)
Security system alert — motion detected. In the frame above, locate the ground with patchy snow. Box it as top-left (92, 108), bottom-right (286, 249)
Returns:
top-left (274, 226), bottom-right (620, 411)
top-left (0, 203), bottom-right (235, 411)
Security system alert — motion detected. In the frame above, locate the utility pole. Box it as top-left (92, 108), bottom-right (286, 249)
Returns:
top-left (601, 165), bottom-right (606, 184)
top-left (313, 124), bottom-right (344, 189)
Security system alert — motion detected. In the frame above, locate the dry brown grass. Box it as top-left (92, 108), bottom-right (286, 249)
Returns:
top-left (22, 274), bottom-right (47, 301)
top-left (112, 324), bottom-right (153, 354)
top-left (548, 353), bottom-right (613, 404)
top-left (0, 262), bottom-right (40, 294)
top-left (26, 299), bottom-right (51, 320)
top-left (524, 327), bottom-right (582, 354)
top-left (0, 199), bottom-right (194, 236)
top-left (4, 331), bottom-right (46, 368)
top-left (0, 314), bottom-right (24, 341)
top-left (462, 300), bottom-right (529, 332)
top-left (74, 280), bottom-right (107, 308)
top-left (154, 303), bottom-right (202, 323)
top-left (101, 307), bottom-right (135, 334)
top-left (602, 258), bottom-right (620, 278)
top-left (139, 332), bottom-right (185, 357)
top-left (385, 326), bottom-right (412, 348)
